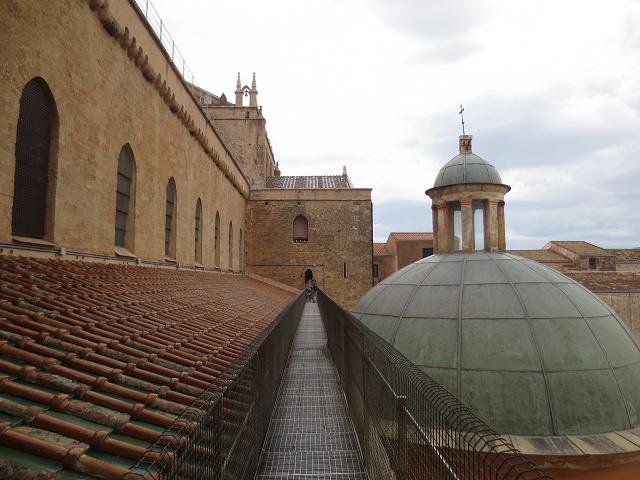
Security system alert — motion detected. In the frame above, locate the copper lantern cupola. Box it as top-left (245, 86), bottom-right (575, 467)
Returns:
top-left (426, 135), bottom-right (510, 254)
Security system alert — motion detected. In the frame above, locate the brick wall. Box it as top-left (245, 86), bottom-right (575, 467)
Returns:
top-left (393, 239), bottom-right (434, 270)
top-left (246, 189), bottom-right (373, 307)
top-left (373, 255), bottom-right (394, 284)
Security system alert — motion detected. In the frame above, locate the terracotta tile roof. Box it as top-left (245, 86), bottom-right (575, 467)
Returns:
top-left (264, 175), bottom-right (352, 189)
top-left (566, 271), bottom-right (640, 292)
top-left (0, 255), bottom-right (293, 478)
top-left (388, 232), bottom-right (433, 242)
top-left (373, 243), bottom-right (391, 257)
top-left (509, 249), bottom-right (571, 263)
top-left (549, 241), bottom-right (613, 256)
top-left (610, 248), bottom-right (640, 263)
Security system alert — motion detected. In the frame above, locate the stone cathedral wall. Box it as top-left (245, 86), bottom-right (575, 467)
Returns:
top-left (0, 0), bottom-right (249, 269)
top-left (246, 189), bottom-right (373, 308)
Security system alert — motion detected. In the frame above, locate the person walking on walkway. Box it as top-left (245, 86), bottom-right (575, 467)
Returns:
top-left (305, 278), bottom-right (313, 302)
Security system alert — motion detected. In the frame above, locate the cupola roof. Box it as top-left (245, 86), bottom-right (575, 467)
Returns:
top-left (352, 252), bottom-right (640, 437)
top-left (433, 135), bottom-right (503, 188)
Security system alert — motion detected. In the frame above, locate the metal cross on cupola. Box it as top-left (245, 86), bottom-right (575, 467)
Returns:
top-left (459, 105), bottom-right (466, 135)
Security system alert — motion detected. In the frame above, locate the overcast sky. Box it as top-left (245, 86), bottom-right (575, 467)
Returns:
top-left (153, 0), bottom-right (640, 248)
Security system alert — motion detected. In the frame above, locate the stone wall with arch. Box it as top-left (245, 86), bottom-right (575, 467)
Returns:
top-left (0, 0), bottom-right (246, 270)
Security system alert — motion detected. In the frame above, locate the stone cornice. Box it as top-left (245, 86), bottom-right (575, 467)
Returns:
top-left (87, 0), bottom-right (249, 198)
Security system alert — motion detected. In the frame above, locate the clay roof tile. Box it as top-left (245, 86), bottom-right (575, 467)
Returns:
top-left (0, 255), bottom-right (293, 477)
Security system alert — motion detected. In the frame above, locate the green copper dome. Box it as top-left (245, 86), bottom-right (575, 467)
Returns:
top-left (433, 153), bottom-right (503, 188)
top-left (352, 252), bottom-right (640, 437)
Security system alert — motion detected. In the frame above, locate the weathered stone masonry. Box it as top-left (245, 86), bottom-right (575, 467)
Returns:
top-left (246, 189), bottom-right (373, 308)
top-left (0, 0), bottom-right (248, 269)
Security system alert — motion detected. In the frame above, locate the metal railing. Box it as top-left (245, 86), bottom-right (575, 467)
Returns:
top-left (317, 290), bottom-right (552, 480)
top-left (130, 0), bottom-right (197, 84)
top-left (126, 291), bottom-right (306, 480)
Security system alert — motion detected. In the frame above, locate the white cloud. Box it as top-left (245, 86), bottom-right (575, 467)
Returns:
top-left (152, 0), bottom-right (640, 248)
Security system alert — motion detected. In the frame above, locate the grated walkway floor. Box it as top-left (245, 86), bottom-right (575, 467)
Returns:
top-left (256, 303), bottom-right (367, 479)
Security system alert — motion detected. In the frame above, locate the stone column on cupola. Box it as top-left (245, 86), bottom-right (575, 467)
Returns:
top-left (435, 204), bottom-right (449, 253)
top-left (460, 200), bottom-right (474, 252)
top-left (486, 200), bottom-right (500, 252)
top-left (498, 202), bottom-right (506, 251)
top-left (431, 205), bottom-right (439, 253)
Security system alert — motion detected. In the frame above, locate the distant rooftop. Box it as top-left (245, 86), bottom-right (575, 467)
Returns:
top-left (373, 242), bottom-right (391, 256)
top-left (265, 174), bottom-right (353, 189)
top-left (389, 232), bottom-right (434, 241)
top-left (510, 249), bottom-right (572, 264)
top-left (548, 241), bottom-right (614, 256)
top-left (610, 248), bottom-right (640, 263)
top-left (565, 271), bottom-right (640, 292)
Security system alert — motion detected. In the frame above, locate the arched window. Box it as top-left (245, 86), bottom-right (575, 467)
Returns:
top-left (214, 211), bottom-right (221, 268)
top-left (293, 215), bottom-right (308, 243)
top-left (12, 78), bottom-right (57, 239)
top-left (194, 198), bottom-right (203, 264)
top-left (165, 178), bottom-right (176, 258)
top-left (114, 145), bottom-right (135, 249)
top-left (239, 228), bottom-right (244, 272)
top-left (228, 221), bottom-right (234, 271)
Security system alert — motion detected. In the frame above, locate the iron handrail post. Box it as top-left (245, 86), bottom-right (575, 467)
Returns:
top-left (397, 394), bottom-right (408, 480)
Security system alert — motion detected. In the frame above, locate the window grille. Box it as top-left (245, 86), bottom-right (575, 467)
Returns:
top-left (195, 199), bottom-right (202, 263)
top-left (239, 229), bottom-right (244, 271)
top-left (228, 221), bottom-right (234, 270)
top-left (115, 145), bottom-right (134, 248)
top-left (165, 178), bottom-right (176, 257)
top-left (215, 212), bottom-right (221, 267)
top-left (293, 215), bottom-right (308, 242)
top-left (12, 78), bottom-right (54, 238)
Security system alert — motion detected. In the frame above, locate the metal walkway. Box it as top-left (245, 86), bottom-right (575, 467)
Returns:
top-left (256, 303), bottom-right (367, 479)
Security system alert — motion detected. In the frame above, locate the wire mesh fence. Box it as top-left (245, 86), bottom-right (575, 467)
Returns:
top-left (126, 291), bottom-right (306, 480)
top-left (317, 289), bottom-right (552, 480)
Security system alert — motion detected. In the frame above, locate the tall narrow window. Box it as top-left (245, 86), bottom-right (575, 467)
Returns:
top-left (293, 215), bottom-right (308, 242)
top-left (473, 201), bottom-right (485, 251)
top-left (343, 262), bottom-right (347, 278)
top-left (165, 178), bottom-right (176, 258)
top-left (114, 145), bottom-right (135, 249)
top-left (373, 263), bottom-right (379, 278)
top-left (214, 211), bottom-right (221, 268)
top-left (239, 228), bottom-right (244, 272)
top-left (194, 198), bottom-right (202, 264)
top-left (12, 78), bottom-right (57, 239)
top-left (449, 202), bottom-right (462, 251)
top-left (228, 221), bottom-right (234, 270)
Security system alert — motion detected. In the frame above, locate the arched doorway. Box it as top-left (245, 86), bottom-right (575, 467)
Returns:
top-left (304, 269), bottom-right (313, 284)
